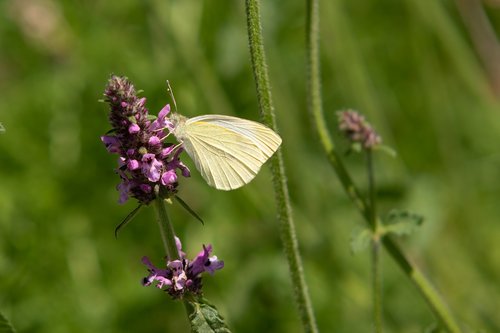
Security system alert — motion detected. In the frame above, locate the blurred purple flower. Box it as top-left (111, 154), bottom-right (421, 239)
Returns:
top-left (141, 237), bottom-right (224, 299)
top-left (101, 75), bottom-right (190, 204)
top-left (337, 109), bottom-right (382, 149)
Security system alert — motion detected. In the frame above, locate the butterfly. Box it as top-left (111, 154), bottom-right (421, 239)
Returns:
top-left (170, 113), bottom-right (281, 190)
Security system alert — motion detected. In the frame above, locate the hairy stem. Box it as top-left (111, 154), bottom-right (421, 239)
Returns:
top-left (305, 0), bottom-right (462, 332)
top-left (246, 0), bottom-right (318, 332)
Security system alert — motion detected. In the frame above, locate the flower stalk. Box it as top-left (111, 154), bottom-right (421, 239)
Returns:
top-left (102, 76), bottom-right (228, 331)
top-left (367, 150), bottom-right (383, 333)
top-left (154, 197), bottom-right (180, 261)
top-left (306, 0), bottom-right (462, 332)
top-left (245, 0), bottom-right (319, 332)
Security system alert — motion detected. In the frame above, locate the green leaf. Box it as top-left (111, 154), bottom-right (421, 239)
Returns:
top-left (350, 227), bottom-right (372, 253)
top-left (383, 209), bottom-right (424, 237)
top-left (127, 116), bottom-right (137, 124)
top-left (186, 298), bottom-right (231, 333)
top-left (174, 195), bottom-right (205, 225)
top-left (349, 142), bottom-right (363, 154)
top-left (374, 144), bottom-right (397, 157)
top-left (0, 312), bottom-right (16, 333)
top-left (114, 204), bottom-right (143, 238)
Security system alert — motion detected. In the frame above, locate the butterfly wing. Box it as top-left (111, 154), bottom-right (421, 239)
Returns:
top-left (190, 115), bottom-right (282, 157)
top-left (181, 115), bottom-right (281, 190)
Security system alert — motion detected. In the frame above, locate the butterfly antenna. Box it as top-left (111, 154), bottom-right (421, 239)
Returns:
top-left (166, 80), bottom-right (178, 113)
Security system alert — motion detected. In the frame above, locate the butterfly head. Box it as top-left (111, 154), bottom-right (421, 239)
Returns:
top-left (169, 113), bottom-right (188, 141)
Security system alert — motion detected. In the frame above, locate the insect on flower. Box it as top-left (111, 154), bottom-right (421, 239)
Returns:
top-left (166, 82), bottom-right (282, 191)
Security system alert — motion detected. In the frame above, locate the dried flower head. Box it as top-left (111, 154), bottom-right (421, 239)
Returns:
top-left (142, 237), bottom-right (224, 299)
top-left (101, 75), bottom-right (190, 204)
top-left (337, 109), bottom-right (381, 149)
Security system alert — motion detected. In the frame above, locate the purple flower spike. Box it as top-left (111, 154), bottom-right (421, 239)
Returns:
top-left (101, 76), bottom-right (190, 204)
top-left (141, 239), bottom-right (224, 299)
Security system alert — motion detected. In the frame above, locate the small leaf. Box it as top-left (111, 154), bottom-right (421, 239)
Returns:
top-left (114, 204), bottom-right (143, 238)
top-left (0, 311), bottom-right (16, 333)
top-left (187, 298), bottom-right (231, 333)
top-left (383, 209), bottom-right (424, 237)
top-left (174, 195), bottom-right (204, 225)
top-left (350, 142), bottom-right (363, 153)
top-left (350, 227), bottom-right (372, 253)
top-left (374, 144), bottom-right (397, 157)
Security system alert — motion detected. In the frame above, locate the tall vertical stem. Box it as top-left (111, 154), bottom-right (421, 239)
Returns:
top-left (305, 0), bottom-right (462, 331)
top-left (245, 0), bottom-right (318, 332)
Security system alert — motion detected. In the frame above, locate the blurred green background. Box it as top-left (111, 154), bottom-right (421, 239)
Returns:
top-left (1, 0), bottom-right (500, 332)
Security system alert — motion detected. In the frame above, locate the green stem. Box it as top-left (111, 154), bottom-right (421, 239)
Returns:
top-left (372, 241), bottom-right (382, 332)
top-left (153, 197), bottom-right (180, 261)
top-left (367, 150), bottom-right (383, 333)
top-left (367, 150), bottom-right (377, 231)
top-left (305, 0), bottom-right (462, 332)
top-left (382, 238), bottom-right (463, 333)
top-left (154, 197), bottom-right (195, 323)
top-left (245, 1), bottom-right (318, 332)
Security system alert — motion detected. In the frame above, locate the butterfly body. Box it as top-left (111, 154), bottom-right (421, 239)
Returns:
top-left (170, 113), bottom-right (281, 190)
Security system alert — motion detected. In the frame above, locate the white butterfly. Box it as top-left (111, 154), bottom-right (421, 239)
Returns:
top-left (169, 113), bottom-right (282, 190)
